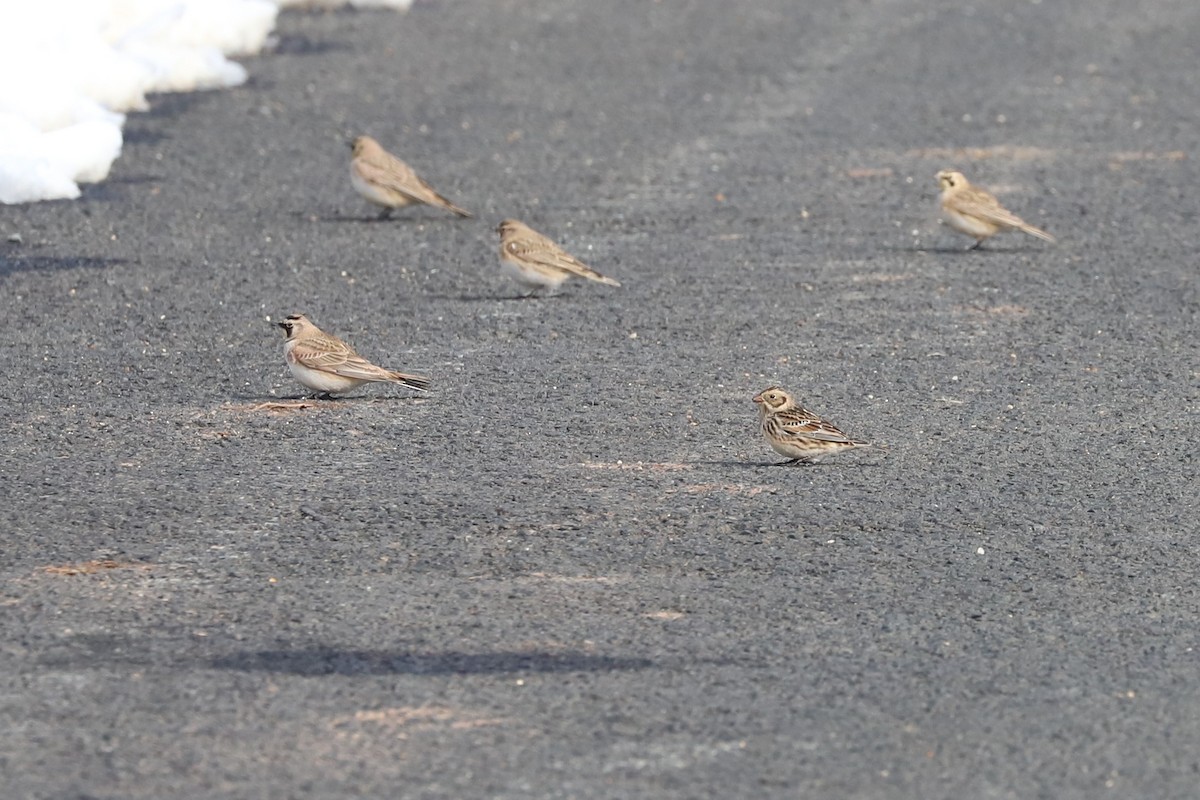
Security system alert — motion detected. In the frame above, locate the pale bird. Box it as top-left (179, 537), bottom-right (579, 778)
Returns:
top-left (495, 218), bottom-right (620, 296)
top-left (753, 386), bottom-right (871, 465)
top-left (277, 313), bottom-right (429, 397)
top-left (936, 169), bottom-right (1054, 249)
top-left (349, 135), bottom-right (472, 219)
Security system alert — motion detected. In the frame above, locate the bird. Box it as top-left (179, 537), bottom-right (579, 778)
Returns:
top-left (349, 135), bottom-right (472, 219)
top-left (495, 219), bottom-right (621, 296)
top-left (752, 386), bottom-right (871, 465)
top-left (276, 314), bottom-right (429, 397)
top-left (936, 169), bottom-right (1054, 249)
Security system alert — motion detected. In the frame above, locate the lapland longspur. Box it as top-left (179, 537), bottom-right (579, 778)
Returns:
top-left (753, 386), bottom-right (871, 465)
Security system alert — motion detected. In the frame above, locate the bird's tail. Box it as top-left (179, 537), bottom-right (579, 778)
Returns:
top-left (388, 371), bottom-right (430, 391)
top-left (1018, 222), bottom-right (1055, 243)
top-left (432, 191), bottom-right (472, 218)
top-left (580, 268), bottom-right (621, 287)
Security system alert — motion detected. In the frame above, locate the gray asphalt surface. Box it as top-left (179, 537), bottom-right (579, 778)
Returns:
top-left (2, 1), bottom-right (1199, 798)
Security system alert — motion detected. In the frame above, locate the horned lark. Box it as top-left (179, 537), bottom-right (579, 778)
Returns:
top-left (276, 314), bottom-right (429, 397)
top-left (936, 169), bottom-right (1054, 249)
top-left (349, 135), bottom-right (472, 219)
top-left (753, 387), bottom-right (871, 465)
top-left (495, 219), bottom-right (620, 296)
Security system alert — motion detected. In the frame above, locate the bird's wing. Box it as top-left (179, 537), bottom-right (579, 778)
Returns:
top-left (504, 235), bottom-right (619, 286)
top-left (776, 411), bottom-right (858, 443)
top-left (358, 154), bottom-right (469, 215)
top-left (949, 187), bottom-right (1033, 230)
top-left (292, 339), bottom-right (389, 380)
top-left (356, 154), bottom-right (424, 199)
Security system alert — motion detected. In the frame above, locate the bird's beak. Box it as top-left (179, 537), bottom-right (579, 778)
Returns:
top-left (752, 393), bottom-right (764, 404)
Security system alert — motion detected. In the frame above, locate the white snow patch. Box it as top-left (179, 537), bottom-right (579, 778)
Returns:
top-left (0, 0), bottom-right (411, 204)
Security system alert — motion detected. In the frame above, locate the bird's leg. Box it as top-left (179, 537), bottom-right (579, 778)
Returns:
top-left (376, 207), bottom-right (393, 221)
top-left (967, 239), bottom-right (983, 251)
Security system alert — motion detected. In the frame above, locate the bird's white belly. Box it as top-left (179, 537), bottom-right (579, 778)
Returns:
top-left (500, 257), bottom-right (565, 292)
top-left (942, 208), bottom-right (998, 238)
top-left (287, 358), bottom-right (364, 394)
top-left (351, 168), bottom-right (408, 208)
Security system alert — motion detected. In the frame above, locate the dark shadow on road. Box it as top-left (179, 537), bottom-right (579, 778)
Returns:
top-left (306, 212), bottom-right (475, 224)
top-left (120, 128), bottom-right (169, 146)
top-left (269, 35), bottom-right (350, 57)
top-left (426, 293), bottom-right (569, 302)
top-left (905, 244), bottom-right (1045, 254)
top-left (107, 174), bottom-right (164, 185)
top-left (426, 293), bottom-right (504, 302)
top-left (311, 213), bottom-right (397, 223)
top-left (222, 393), bottom-right (425, 404)
top-left (694, 460), bottom-right (777, 470)
top-left (209, 647), bottom-right (655, 676)
top-left (695, 459), bottom-right (885, 469)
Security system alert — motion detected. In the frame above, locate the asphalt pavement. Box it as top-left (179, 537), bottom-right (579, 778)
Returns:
top-left (2, 1), bottom-right (1199, 798)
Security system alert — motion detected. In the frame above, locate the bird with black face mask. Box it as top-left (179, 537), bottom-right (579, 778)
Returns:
top-left (276, 314), bottom-right (429, 398)
top-left (936, 169), bottom-right (1054, 249)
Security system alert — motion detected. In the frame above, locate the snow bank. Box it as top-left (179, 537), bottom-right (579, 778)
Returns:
top-left (0, 0), bottom-right (412, 204)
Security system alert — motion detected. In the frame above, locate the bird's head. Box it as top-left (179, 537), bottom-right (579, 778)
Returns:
top-left (936, 169), bottom-right (966, 190)
top-left (753, 387), bottom-right (793, 411)
top-left (350, 136), bottom-right (376, 158)
top-left (277, 313), bottom-right (312, 340)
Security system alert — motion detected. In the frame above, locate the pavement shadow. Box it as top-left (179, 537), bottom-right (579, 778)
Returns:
top-left (903, 244), bottom-right (1043, 254)
top-left (107, 174), bottom-right (164, 185)
top-left (427, 293), bottom-right (561, 302)
top-left (209, 647), bottom-right (655, 676)
top-left (269, 35), bottom-right (350, 57)
top-left (306, 212), bottom-right (474, 225)
top-left (120, 128), bottom-right (169, 146)
top-left (695, 459), bottom-right (776, 470)
top-left (223, 392), bottom-right (425, 403)
top-left (310, 213), bottom-right (398, 224)
top-left (695, 459), bottom-right (885, 469)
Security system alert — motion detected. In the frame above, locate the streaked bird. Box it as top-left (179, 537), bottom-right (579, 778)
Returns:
top-left (495, 218), bottom-right (620, 296)
top-left (276, 313), bottom-right (429, 397)
top-left (349, 135), bottom-right (471, 219)
top-left (752, 386), bottom-right (871, 465)
top-left (936, 169), bottom-right (1054, 249)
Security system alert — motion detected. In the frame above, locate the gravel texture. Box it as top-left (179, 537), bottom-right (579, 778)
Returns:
top-left (2, 1), bottom-right (1198, 798)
